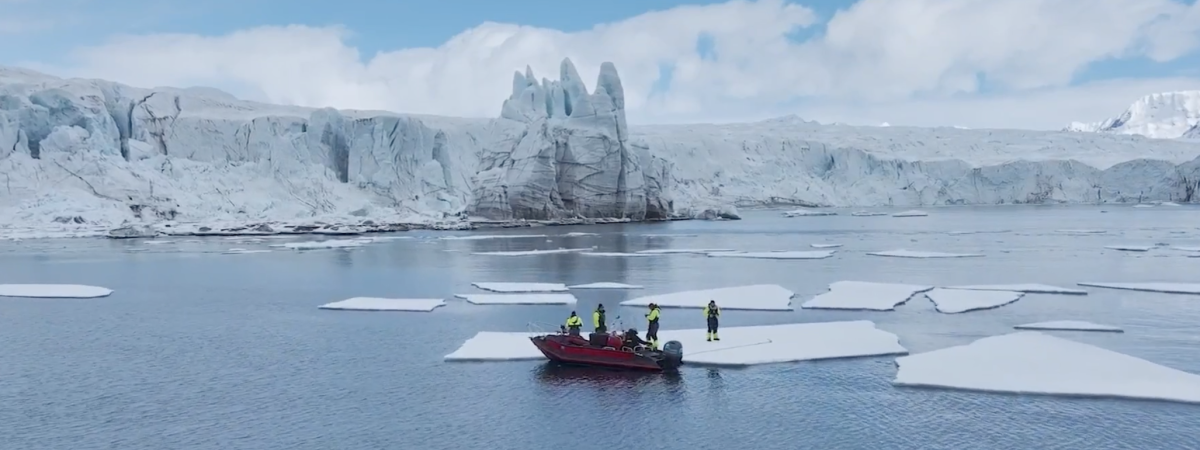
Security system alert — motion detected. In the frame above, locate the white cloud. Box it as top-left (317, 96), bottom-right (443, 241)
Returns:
top-left (25, 0), bottom-right (1200, 129)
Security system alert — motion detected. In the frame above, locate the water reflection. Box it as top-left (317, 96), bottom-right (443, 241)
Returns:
top-left (534, 363), bottom-right (683, 389)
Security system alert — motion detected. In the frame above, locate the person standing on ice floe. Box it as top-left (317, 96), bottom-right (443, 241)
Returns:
top-left (645, 303), bottom-right (661, 349)
top-left (703, 300), bottom-right (720, 341)
top-left (565, 312), bottom-right (583, 336)
top-left (593, 304), bottom-right (607, 334)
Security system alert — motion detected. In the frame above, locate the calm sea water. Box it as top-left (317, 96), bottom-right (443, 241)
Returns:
top-left (2, 205), bottom-right (1200, 450)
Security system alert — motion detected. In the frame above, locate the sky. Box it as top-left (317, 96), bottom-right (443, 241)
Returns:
top-left (2, 0), bottom-right (1199, 129)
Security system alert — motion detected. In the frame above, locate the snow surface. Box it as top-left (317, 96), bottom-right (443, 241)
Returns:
top-left (1065, 91), bottom-right (1200, 139)
top-left (783, 209), bottom-right (836, 217)
top-left (318, 297), bottom-right (445, 312)
top-left (1077, 282), bottom-right (1200, 295)
top-left (471, 248), bottom-right (593, 256)
top-left (7, 63), bottom-right (1200, 240)
top-left (453, 293), bottom-right (578, 305)
top-left (443, 320), bottom-right (908, 366)
top-left (635, 248), bottom-right (735, 255)
top-left (945, 284), bottom-right (1087, 295)
top-left (470, 282), bottom-right (568, 293)
top-left (892, 210), bottom-right (928, 217)
top-left (811, 243), bottom-right (842, 248)
top-left (621, 284), bottom-right (794, 310)
top-left (867, 250), bottom-right (984, 258)
top-left (1014, 320), bottom-right (1123, 332)
top-left (893, 332), bottom-right (1200, 404)
top-left (705, 250), bottom-right (835, 260)
top-left (567, 282), bottom-right (643, 289)
top-left (0, 284), bottom-right (113, 298)
top-left (1105, 245), bottom-right (1153, 252)
top-left (801, 281), bottom-right (933, 311)
top-left (925, 288), bottom-right (1024, 314)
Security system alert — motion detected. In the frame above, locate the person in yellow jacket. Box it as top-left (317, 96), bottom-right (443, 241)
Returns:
top-left (645, 303), bottom-right (661, 349)
top-left (703, 300), bottom-right (720, 341)
top-left (565, 311), bottom-right (583, 336)
top-left (593, 304), bottom-right (607, 334)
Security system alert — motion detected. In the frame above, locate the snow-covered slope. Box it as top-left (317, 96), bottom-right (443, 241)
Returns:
top-left (3, 63), bottom-right (1200, 238)
top-left (1065, 91), bottom-right (1200, 139)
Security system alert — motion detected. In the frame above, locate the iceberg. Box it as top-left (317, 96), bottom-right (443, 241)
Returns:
top-left (567, 282), bottom-right (643, 289)
top-left (470, 282), bottom-right (569, 293)
top-left (6, 62), bottom-right (1200, 240)
top-left (620, 284), bottom-right (794, 310)
top-left (318, 297), bottom-right (445, 312)
top-left (944, 284), bottom-right (1087, 295)
top-left (453, 293), bottom-right (577, 305)
top-left (0, 284), bottom-right (113, 298)
top-left (1014, 320), bottom-right (1123, 333)
top-left (924, 288), bottom-right (1024, 314)
top-left (893, 332), bottom-right (1200, 404)
top-left (1076, 282), bottom-right (1200, 295)
top-left (444, 320), bottom-right (907, 366)
top-left (801, 281), bottom-right (933, 311)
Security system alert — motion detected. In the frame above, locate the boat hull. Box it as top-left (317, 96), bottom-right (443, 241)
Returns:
top-left (530, 334), bottom-right (668, 371)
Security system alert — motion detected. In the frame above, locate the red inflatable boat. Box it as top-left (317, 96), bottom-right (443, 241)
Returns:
top-left (530, 332), bottom-right (684, 372)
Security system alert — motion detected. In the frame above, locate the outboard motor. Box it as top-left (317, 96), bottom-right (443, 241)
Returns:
top-left (660, 340), bottom-right (684, 370)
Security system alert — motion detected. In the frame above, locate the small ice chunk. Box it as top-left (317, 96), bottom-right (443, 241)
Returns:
top-left (1161, 202), bottom-right (1181, 206)
top-left (811, 243), bottom-right (842, 248)
top-left (851, 211), bottom-right (888, 216)
top-left (224, 248), bottom-right (271, 255)
top-left (1057, 229), bottom-right (1106, 234)
top-left (947, 230), bottom-right (1011, 235)
top-left (567, 282), bottom-right (643, 289)
top-left (1105, 245), bottom-right (1153, 252)
top-left (1171, 246), bottom-right (1200, 252)
top-left (892, 210), bottom-right (928, 217)
top-left (471, 282), bottom-right (568, 293)
top-left (453, 294), bottom-right (578, 305)
top-left (1014, 320), bottom-right (1123, 333)
top-left (801, 281), bottom-right (933, 311)
top-left (635, 248), bottom-right (736, 255)
top-left (580, 252), bottom-right (657, 257)
top-left (563, 232), bottom-right (598, 236)
top-left (444, 321), bottom-right (908, 365)
top-left (893, 332), bottom-right (1200, 404)
top-left (277, 239), bottom-right (366, 250)
top-left (1077, 282), bottom-right (1200, 295)
top-left (1133, 204), bottom-right (1155, 208)
top-left (867, 249), bottom-right (984, 258)
top-left (318, 297), bottom-right (445, 312)
top-left (143, 240), bottom-right (174, 245)
top-left (945, 284), bottom-right (1087, 295)
top-left (0, 284), bottom-right (113, 299)
top-left (925, 288), bottom-right (1023, 314)
top-left (641, 234), bottom-right (699, 237)
top-left (439, 234), bottom-right (547, 240)
top-left (621, 284), bottom-right (794, 310)
top-left (705, 250), bottom-right (834, 260)
top-left (472, 248), bottom-right (593, 256)
top-left (783, 209), bottom-right (836, 217)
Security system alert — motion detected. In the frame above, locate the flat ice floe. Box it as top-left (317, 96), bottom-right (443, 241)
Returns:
top-left (439, 234), bottom-right (546, 240)
top-left (1170, 246), bottom-right (1200, 252)
top-left (275, 239), bottom-right (367, 250)
top-left (453, 293), bottom-right (578, 305)
top-left (318, 297), bottom-right (446, 312)
top-left (1057, 229), bottom-right (1106, 234)
top-left (892, 210), bottom-right (928, 217)
top-left (811, 243), bottom-right (843, 248)
top-left (801, 281), bottom-right (933, 311)
top-left (563, 232), bottom-right (598, 236)
top-left (945, 284), bottom-right (1087, 295)
top-left (1105, 245), bottom-right (1153, 252)
top-left (1077, 282), bottom-right (1200, 295)
top-left (635, 248), bottom-right (736, 255)
top-left (851, 211), bottom-right (888, 216)
top-left (893, 332), bottom-right (1200, 404)
top-left (471, 248), bottom-right (593, 256)
top-left (224, 248), bottom-right (272, 255)
top-left (867, 249), bottom-right (984, 258)
top-left (925, 288), bottom-right (1024, 314)
top-left (471, 282), bottom-right (568, 293)
top-left (444, 321), bottom-right (908, 366)
top-left (579, 252), bottom-right (657, 257)
top-left (705, 250), bottom-right (835, 260)
top-left (0, 284), bottom-right (114, 298)
top-left (947, 229), bottom-right (1011, 235)
top-left (620, 284), bottom-right (794, 310)
top-left (567, 282), bottom-right (643, 289)
top-left (783, 209), bottom-right (836, 217)
top-left (1014, 320), bottom-right (1123, 332)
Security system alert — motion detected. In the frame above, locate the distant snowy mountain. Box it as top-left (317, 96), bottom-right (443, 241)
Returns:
top-left (1064, 91), bottom-right (1200, 139)
top-left (2, 63), bottom-right (1200, 238)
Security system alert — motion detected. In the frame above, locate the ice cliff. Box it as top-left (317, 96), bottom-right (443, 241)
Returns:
top-left (3, 62), bottom-right (1200, 237)
top-left (1065, 91), bottom-right (1200, 139)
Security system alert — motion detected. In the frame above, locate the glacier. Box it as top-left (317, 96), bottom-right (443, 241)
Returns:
top-left (1065, 91), bottom-right (1200, 140)
top-left (3, 61), bottom-right (1200, 239)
